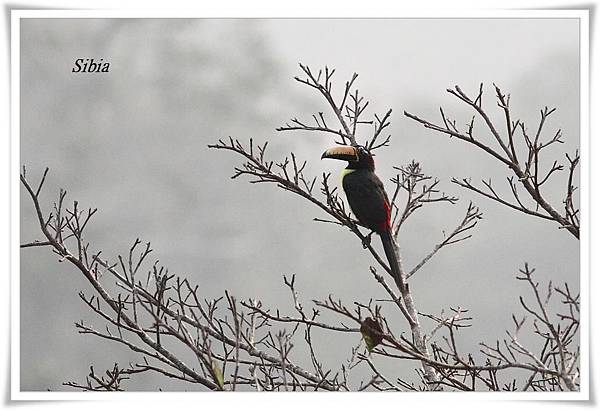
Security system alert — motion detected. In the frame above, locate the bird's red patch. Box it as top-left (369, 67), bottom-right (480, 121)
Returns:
top-left (378, 201), bottom-right (392, 232)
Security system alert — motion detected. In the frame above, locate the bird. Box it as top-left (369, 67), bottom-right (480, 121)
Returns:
top-left (321, 145), bottom-right (402, 288)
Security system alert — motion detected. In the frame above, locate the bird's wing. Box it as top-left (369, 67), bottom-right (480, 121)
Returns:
top-left (342, 171), bottom-right (391, 232)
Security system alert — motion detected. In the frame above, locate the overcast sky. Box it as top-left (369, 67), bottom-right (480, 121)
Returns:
top-left (20, 17), bottom-right (580, 391)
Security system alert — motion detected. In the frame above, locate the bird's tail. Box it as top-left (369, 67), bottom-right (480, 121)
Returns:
top-left (380, 229), bottom-right (403, 290)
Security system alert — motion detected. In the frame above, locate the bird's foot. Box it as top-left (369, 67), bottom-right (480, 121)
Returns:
top-left (362, 232), bottom-right (374, 249)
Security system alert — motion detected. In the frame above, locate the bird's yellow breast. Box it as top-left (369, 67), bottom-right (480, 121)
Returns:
top-left (340, 167), bottom-right (356, 182)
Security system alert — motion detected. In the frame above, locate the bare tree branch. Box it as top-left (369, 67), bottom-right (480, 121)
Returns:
top-left (405, 84), bottom-right (579, 238)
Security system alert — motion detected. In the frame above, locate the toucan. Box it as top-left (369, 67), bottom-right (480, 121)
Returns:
top-left (321, 145), bottom-right (402, 287)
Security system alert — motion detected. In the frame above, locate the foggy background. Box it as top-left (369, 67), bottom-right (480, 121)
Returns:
top-left (19, 18), bottom-right (580, 391)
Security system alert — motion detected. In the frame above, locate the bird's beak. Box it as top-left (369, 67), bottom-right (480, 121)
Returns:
top-left (321, 146), bottom-right (359, 162)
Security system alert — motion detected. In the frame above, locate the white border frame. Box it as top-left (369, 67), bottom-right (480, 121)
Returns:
top-left (10, 8), bottom-right (590, 403)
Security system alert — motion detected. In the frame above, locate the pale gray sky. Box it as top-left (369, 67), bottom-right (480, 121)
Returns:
top-left (20, 18), bottom-right (579, 391)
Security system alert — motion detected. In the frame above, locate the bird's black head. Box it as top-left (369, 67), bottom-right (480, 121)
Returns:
top-left (321, 145), bottom-right (375, 171)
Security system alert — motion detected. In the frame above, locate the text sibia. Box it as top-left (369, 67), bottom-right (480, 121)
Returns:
top-left (72, 58), bottom-right (110, 73)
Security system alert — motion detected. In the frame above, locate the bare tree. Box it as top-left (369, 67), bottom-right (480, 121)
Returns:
top-left (405, 84), bottom-right (580, 239)
top-left (20, 65), bottom-right (580, 391)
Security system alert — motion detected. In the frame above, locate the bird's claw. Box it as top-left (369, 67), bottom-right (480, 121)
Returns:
top-left (362, 232), bottom-right (374, 249)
